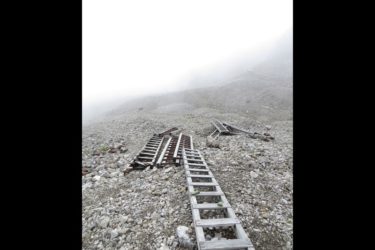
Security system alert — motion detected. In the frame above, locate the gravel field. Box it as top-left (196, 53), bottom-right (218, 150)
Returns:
top-left (82, 110), bottom-right (292, 250)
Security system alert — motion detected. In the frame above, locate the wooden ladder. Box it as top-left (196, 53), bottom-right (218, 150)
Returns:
top-left (130, 134), bottom-right (164, 169)
top-left (182, 148), bottom-right (255, 250)
top-left (173, 133), bottom-right (193, 164)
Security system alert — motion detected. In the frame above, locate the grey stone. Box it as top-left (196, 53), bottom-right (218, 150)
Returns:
top-left (98, 217), bottom-right (110, 228)
top-left (111, 229), bottom-right (119, 239)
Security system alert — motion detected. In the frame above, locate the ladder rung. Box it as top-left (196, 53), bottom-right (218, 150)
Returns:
top-left (199, 239), bottom-right (252, 250)
top-left (187, 174), bottom-right (214, 178)
top-left (185, 167), bottom-right (210, 172)
top-left (186, 168), bottom-right (209, 172)
top-left (193, 203), bottom-right (230, 209)
top-left (193, 191), bottom-right (224, 196)
top-left (138, 156), bottom-right (154, 160)
top-left (135, 161), bottom-right (152, 165)
top-left (185, 152), bottom-right (200, 156)
top-left (139, 152), bottom-right (155, 156)
top-left (184, 148), bottom-right (198, 151)
top-left (144, 150), bottom-right (157, 153)
top-left (191, 182), bottom-right (217, 186)
top-left (186, 157), bottom-right (202, 160)
top-left (196, 218), bottom-right (240, 227)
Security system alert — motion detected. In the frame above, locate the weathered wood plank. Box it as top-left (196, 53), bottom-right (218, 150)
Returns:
top-left (189, 135), bottom-right (194, 149)
top-left (151, 137), bottom-right (164, 165)
top-left (156, 137), bottom-right (172, 166)
top-left (173, 133), bottom-right (183, 159)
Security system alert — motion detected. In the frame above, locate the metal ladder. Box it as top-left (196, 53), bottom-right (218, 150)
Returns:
top-left (182, 148), bottom-right (255, 250)
top-left (156, 135), bottom-right (177, 167)
top-left (211, 119), bottom-right (231, 135)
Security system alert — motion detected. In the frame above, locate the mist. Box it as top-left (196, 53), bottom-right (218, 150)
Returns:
top-left (83, 0), bottom-right (293, 123)
top-left (82, 2), bottom-right (293, 247)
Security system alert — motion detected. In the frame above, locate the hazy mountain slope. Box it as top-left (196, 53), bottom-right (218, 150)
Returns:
top-left (107, 30), bottom-right (292, 121)
top-left (252, 29), bottom-right (292, 81)
top-left (108, 73), bottom-right (292, 121)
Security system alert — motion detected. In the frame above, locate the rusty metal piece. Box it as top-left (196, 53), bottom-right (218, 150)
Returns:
top-left (123, 166), bottom-right (133, 175)
top-left (82, 168), bottom-right (89, 176)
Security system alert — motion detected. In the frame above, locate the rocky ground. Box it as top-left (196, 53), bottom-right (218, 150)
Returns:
top-left (82, 109), bottom-right (293, 250)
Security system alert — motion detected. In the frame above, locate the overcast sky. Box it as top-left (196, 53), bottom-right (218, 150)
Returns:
top-left (83, 0), bottom-right (292, 107)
